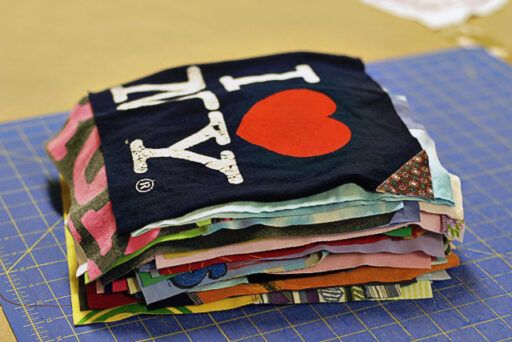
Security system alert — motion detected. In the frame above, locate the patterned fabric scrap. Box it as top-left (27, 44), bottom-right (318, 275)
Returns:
top-left (377, 150), bottom-right (434, 199)
top-left (257, 280), bottom-right (433, 304)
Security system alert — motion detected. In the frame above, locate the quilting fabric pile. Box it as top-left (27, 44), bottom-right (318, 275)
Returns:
top-left (46, 52), bottom-right (465, 325)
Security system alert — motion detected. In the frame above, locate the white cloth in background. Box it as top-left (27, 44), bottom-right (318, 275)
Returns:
top-left (361, 0), bottom-right (508, 29)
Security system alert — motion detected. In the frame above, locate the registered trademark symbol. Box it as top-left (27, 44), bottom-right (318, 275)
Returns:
top-left (136, 178), bottom-right (154, 193)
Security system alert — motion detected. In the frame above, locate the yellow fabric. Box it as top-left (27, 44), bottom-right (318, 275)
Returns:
top-left (375, 280), bottom-right (433, 300)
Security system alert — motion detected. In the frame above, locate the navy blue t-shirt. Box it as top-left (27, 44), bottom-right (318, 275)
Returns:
top-left (89, 52), bottom-right (422, 235)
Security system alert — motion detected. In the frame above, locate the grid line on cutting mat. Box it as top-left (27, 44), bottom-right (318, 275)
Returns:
top-left (0, 47), bottom-right (511, 341)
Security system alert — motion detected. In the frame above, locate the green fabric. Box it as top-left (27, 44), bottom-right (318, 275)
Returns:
top-left (138, 271), bottom-right (172, 287)
top-left (384, 226), bottom-right (412, 238)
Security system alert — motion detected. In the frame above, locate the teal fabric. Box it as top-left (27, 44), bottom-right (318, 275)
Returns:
top-left (205, 201), bottom-right (403, 236)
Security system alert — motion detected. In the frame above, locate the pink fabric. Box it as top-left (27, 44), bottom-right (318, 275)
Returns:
top-left (82, 202), bottom-right (117, 256)
top-left (67, 219), bottom-right (82, 243)
top-left (87, 259), bottom-right (102, 280)
top-left (124, 229), bottom-right (160, 255)
top-left (112, 278), bottom-right (128, 292)
top-left (155, 213), bottom-right (442, 269)
top-left (419, 211), bottom-right (443, 233)
top-left (47, 103), bottom-right (93, 161)
top-left (281, 251), bottom-right (431, 275)
top-left (72, 127), bottom-right (107, 205)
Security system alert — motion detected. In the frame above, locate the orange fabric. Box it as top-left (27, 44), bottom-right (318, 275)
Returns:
top-left (197, 252), bottom-right (459, 304)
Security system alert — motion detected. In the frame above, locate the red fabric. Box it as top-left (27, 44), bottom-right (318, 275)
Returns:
top-left (86, 283), bottom-right (139, 309)
top-left (112, 278), bottom-right (128, 292)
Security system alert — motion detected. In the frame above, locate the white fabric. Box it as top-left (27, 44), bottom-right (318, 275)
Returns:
top-left (362, 0), bottom-right (507, 29)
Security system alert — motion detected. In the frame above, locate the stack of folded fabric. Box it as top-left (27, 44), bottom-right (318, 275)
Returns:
top-left (46, 52), bottom-right (465, 325)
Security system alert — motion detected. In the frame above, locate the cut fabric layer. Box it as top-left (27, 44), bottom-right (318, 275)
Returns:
top-left (278, 251), bottom-right (432, 275)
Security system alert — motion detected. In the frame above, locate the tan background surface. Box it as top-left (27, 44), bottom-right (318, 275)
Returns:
top-left (0, 306), bottom-right (16, 342)
top-left (1, 0), bottom-right (511, 122)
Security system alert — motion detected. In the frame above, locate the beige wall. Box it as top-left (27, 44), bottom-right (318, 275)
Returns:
top-left (1, 1), bottom-right (510, 122)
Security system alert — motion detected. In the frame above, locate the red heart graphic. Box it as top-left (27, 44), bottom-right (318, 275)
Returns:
top-left (236, 89), bottom-right (351, 157)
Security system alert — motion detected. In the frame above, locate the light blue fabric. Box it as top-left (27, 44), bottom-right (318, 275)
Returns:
top-left (205, 201), bottom-right (403, 235)
top-left (188, 277), bottom-right (248, 291)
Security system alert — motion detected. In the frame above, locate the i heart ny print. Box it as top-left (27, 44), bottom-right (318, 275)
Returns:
top-left (89, 52), bottom-right (426, 234)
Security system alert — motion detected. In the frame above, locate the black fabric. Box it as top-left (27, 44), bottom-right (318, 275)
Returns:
top-left (90, 52), bottom-right (421, 235)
